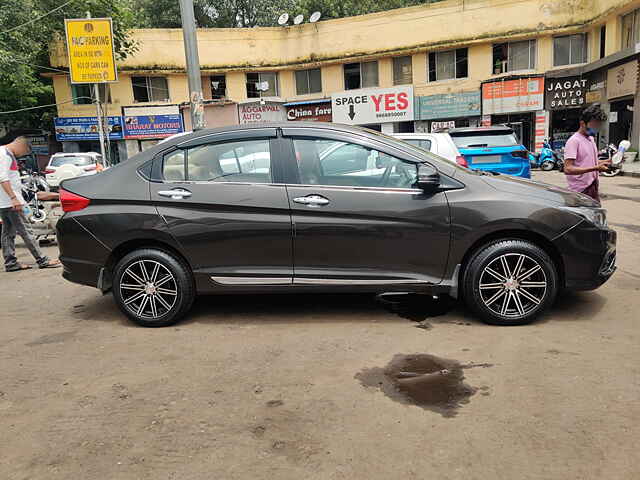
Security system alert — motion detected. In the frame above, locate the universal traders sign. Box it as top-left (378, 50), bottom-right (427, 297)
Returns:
top-left (545, 77), bottom-right (588, 110)
top-left (331, 86), bottom-right (414, 125)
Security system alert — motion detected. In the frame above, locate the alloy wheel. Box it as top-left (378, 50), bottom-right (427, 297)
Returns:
top-left (478, 253), bottom-right (547, 319)
top-left (119, 260), bottom-right (178, 319)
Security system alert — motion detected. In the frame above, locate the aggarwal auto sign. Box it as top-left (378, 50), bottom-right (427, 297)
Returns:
top-left (331, 86), bottom-right (414, 125)
top-left (545, 77), bottom-right (589, 110)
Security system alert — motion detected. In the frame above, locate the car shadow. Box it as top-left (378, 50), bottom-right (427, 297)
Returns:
top-left (546, 290), bottom-right (608, 321)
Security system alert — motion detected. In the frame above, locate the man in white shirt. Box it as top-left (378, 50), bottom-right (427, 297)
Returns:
top-left (0, 136), bottom-right (60, 272)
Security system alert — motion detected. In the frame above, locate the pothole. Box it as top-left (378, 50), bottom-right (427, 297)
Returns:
top-left (355, 354), bottom-right (484, 417)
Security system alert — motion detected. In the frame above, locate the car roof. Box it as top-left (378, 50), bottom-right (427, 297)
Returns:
top-left (392, 132), bottom-right (450, 137)
top-left (449, 126), bottom-right (513, 134)
top-left (51, 152), bottom-right (100, 157)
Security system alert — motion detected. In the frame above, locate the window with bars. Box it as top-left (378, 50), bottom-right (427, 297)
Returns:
top-left (493, 40), bottom-right (536, 73)
top-left (246, 72), bottom-right (279, 98)
top-left (393, 56), bottom-right (413, 85)
top-left (131, 76), bottom-right (170, 102)
top-left (622, 9), bottom-right (640, 49)
top-left (71, 83), bottom-right (112, 105)
top-left (428, 48), bottom-right (468, 81)
top-left (295, 69), bottom-right (322, 95)
top-left (210, 75), bottom-right (226, 99)
top-left (343, 61), bottom-right (379, 90)
top-left (553, 34), bottom-right (587, 66)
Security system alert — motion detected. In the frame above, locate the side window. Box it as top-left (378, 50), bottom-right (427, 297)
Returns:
top-left (162, 150), bottom-right (186, 181)
top-left (187, 139), bottom-right (272, 183)
top-left (293, 138), bottom-right (417, 189)
top-left (405, 139), bottom-right (432, 151)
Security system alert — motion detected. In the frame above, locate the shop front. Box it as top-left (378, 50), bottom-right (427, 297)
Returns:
top-left (237, 101), bottom-right (287, 124)
top-left (54, 116), bottom-right (124, 164)
top-left (284, 99), bottom-right (332, 122)
top-left (545, 76), bottom-right (589, 150)
top-left (122, 105), bottom-right (184, 158)
top-left (414, 91), bottom-right (481, 133)
top-left (606, 59), bottom-right (637, 147)
top-left (182, 101), bottom-right (239, 130)
top-left (331, 86), bottom-right (414, 133)
top-left (481, 76), bottom-right (545, 151)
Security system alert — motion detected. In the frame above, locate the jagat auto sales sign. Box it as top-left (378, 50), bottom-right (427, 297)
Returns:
top-left (545, 77), bottom-right (589, 110)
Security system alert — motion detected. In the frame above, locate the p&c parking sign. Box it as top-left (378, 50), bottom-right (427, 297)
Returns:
top-left (64, 18), bottom-right (117, 84)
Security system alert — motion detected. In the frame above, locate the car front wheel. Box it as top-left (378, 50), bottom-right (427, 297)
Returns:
top-left (113, 248), bottom-right (195, 327)
top-left (462, 239), bottom-right (558, 326)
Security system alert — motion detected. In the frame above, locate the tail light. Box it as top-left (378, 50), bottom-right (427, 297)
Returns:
top-left (44, 168), bottom-right (55, 174)
top-left (59, 188), bottom-right (91, 212)
top-left (456, 155), bottom-right (469, 168)
top-left (511, 150), bottom-right (528, 159)
top-left (84, 165), bottom-right (97, 171)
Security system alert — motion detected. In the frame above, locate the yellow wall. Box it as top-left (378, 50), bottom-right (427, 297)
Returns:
top-left (48, 0), bottom-right (640, 118)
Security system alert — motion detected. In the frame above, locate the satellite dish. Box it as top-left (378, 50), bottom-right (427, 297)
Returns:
top-left (293, 14), bottom-right (304, 25)
top-left (309, 11), bottom-right (321, 23)
top-left (277, 13), bottom-right (289, 25)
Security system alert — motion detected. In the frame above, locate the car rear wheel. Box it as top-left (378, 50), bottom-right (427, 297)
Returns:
top-left (462, 239), bottom-right (558, 326)
top-left (113, 248), bottom-right (195, 327)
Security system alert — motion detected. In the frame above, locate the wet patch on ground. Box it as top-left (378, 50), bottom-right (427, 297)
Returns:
top-left (355, 354), bottom-right (490, 417)
top-left (26, 331), bottom-right (77, 346)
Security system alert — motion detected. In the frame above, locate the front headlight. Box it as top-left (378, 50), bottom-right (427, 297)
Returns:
top-left (561, 207), bottom-right (607, 228)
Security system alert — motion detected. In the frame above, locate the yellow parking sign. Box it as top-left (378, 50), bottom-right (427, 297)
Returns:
top-left (65, 18), bottom-right (117, 84)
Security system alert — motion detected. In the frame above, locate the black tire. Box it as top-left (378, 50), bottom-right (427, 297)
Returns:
top-left (541, 160), bottom-right (554, 171)
top-left (112, 248), bottom-right (195, 327)
top-left (462, 239), bottom-right (558, 326)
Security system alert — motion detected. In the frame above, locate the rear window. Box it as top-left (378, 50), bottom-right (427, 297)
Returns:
top-left (450, 131), bottom-right (519, 148)
top-left (50, 156), bottom-right (95, 167)
top-left (403, 139), bottom-right (432, 151)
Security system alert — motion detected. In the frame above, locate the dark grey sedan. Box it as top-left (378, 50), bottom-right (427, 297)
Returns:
top-left (56, 123), bottom-right (616, 327)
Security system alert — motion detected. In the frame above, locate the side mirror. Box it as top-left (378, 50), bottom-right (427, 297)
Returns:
top-left (416, 164), bottom-right (440, 191)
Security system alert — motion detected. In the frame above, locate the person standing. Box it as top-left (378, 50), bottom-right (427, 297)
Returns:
top-left (563, 104), bottom-right (611, 204)
top-left (0, 136), bottom-right (60, 272)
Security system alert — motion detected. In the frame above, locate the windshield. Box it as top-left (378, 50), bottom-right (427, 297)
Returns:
top-left (50, 156), bottom-right (95, 167)
top-left (451, 132), bottom-right (519, 148)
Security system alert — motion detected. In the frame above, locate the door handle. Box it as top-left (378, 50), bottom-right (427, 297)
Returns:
top-left (293, 195), bottom-right (330, 207)
top-left (158, 189), bottom-right (192, 199)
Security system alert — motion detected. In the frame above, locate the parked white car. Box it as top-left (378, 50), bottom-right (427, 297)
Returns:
top-left (391, 133), bottom-right (468, 167)
top-left (44, 152), bottom-right (103, 189)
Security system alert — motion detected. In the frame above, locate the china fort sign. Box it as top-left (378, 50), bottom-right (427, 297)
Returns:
top-left (545, 77), bottom-right (588, 110)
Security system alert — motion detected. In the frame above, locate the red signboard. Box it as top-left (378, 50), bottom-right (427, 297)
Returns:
top-left (286, 101), bottom-right (332, 122)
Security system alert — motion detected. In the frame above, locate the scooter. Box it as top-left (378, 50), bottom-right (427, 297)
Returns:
top-left (529, 139), bottom-right (561, 171)
top-left (601, 140), bottom-right (630, 177)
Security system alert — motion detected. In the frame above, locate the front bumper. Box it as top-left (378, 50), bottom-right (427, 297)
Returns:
top-left (554, 222), bottom-right (617, 290)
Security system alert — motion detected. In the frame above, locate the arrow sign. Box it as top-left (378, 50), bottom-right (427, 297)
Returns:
top-left (348, 104), bottom-right (356, 120)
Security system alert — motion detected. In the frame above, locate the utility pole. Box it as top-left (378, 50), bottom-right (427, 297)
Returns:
top-left (86, 11), bottom-right (108, 164)
top-left (179, 0), bottom-right (206, 130)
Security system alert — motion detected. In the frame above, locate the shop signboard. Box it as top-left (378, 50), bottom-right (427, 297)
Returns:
top-left (123, 105), bottom-right (184, 139)
top-left (239, 102), bottom-right (287, 124)
top-left (26, 135), bottom-right (49, 155)
top-left (545, 77), bottom-right (589, 110)
top-left (331, 86), bottom-right (414, 125)
top-left (415, 92), bottom-right (481, 120)
top-left (285, 101), bottom-right (332, 122)
top-left (430, 120), bottom-right (456, 132)
top-left (607, 60), bottom-right (638, 100)
top-left (482, 77), bottom-right (544, 115)
top-left (54, 116), bottom-right (124, 141)
top-left (64, 18), bottom-right (117, 83)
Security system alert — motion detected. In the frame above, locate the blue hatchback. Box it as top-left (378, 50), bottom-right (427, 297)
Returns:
top-left (449, 126), bottom-right (531, 178)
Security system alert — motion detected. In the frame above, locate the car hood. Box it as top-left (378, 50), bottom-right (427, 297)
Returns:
top-left (479, 173), bottom-right (599, 207)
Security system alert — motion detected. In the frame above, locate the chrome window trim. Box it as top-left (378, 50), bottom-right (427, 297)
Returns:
top-left (210, 276), bottom-right (293, 285)
top-left (160, 180), bottom-right (424, 194)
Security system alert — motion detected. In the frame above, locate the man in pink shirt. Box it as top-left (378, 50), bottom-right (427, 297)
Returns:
top-left (563, 104), bottom-right (611, 204)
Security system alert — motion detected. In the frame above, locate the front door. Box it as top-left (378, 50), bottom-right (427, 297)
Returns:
top-left (150, 130), bottom-right (293, 288)
top-left (282, 132), bottom-right (451, 286)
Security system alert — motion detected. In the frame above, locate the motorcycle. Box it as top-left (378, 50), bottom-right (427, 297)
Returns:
top-left (529, 139), bottom-right (562, 171)
top-left (18, 169), bottom-right (62, 242)
top-left (600, 140), bottom-right (630, 177)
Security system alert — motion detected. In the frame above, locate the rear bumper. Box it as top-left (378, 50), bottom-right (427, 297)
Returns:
top-left (554, 223), bottom-right (617, 291)
top-left (61, 257), bottom-right (103, 288)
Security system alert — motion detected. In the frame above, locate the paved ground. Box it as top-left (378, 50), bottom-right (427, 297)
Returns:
top-left (1, 171), bottom-right (638, 480)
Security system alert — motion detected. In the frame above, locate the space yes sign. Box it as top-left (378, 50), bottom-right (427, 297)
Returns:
top-left (331, 86), bottom-right (414, 125)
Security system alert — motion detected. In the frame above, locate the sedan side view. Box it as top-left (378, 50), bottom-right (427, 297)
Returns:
top-left (56, 123), bottom-right (616, 327)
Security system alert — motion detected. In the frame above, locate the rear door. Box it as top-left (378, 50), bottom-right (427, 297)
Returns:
top-left (281, 128), bottom-right (451, 286)
top-left (149, 129), bottom-right (293, 287)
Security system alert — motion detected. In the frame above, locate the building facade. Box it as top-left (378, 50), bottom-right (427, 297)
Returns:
top-left (47, 0), bottom-right (640, 161)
